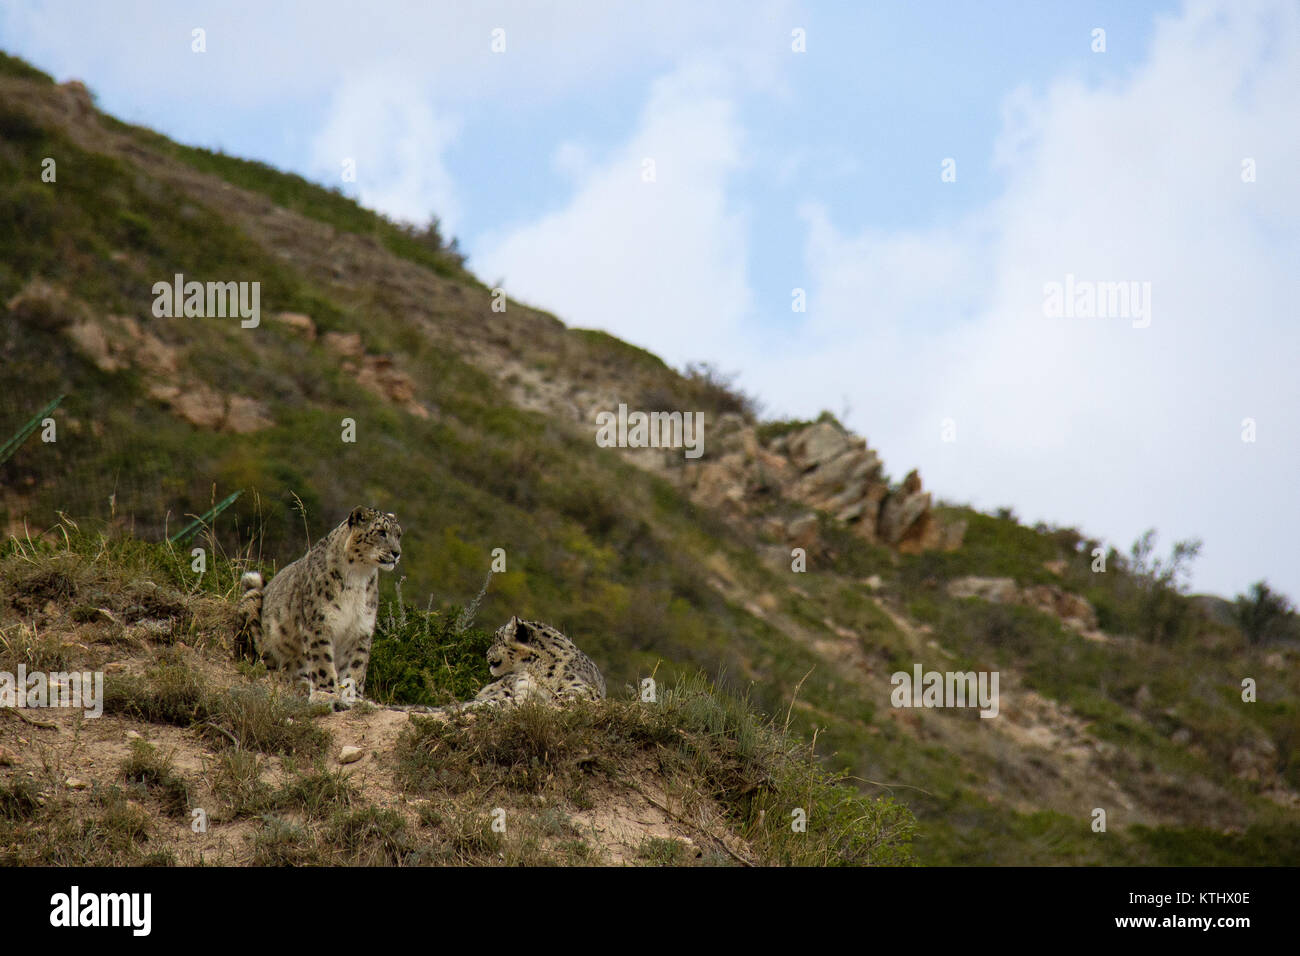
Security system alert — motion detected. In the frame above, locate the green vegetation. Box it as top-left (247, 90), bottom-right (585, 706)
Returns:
top-left (1, 53), bottom-right (1297, 866)
top-left (121, 738), bottom-right (192, 818)
top-left (396, 673), bottom-right (916, 866)
top-left (0, 50), bottom-right (54, 83)
top-left (367, 600), bottom-right (494, 708)
top-left (1234, 580), bottom-right (1299, 645)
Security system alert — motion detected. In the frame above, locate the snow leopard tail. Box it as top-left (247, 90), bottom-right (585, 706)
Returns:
top-left (235, 571), bottom-right (265, 661)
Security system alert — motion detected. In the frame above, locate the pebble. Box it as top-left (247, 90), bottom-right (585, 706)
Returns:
top-left (338, 746), bottom-right (363, 764)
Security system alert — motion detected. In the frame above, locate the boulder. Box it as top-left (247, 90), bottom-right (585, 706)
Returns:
top-left (272, 311), bottom-right (318, 340)
top-left (949, 576), bottom-right (1020, 604)
top-left (322, 330), bottom-right (364, 357)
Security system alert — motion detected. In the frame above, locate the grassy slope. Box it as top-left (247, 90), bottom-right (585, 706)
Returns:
top-left (0, 527), bottom-right (915, 865)
top-left (1, 53), bottom-right (1297, 864)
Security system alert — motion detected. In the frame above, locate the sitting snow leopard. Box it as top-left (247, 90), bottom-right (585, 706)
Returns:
top-left (462, 617), bottom-right (606, 709)
top-left (237, 507), bottom-right (401, 707)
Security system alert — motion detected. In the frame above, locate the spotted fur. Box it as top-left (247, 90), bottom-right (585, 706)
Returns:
top-left (237, 507), bottom-right (401, 706)
top-left (459, 617), bottom-right (605, 710)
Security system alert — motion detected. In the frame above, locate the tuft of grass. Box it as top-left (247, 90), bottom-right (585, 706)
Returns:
top-left (250, 817), bottom-right (321, 867)
top-left (209, 750), bottom-right (274, 819)
top-left (0, 786), bottom-right (176, 866)
top-left (271, 767), bottom-right (357, 819)
top-left (395, 673), bottom-right (915, 867)
top-left (104, 649), bottom-right (330, 756)
top-left (0, 779), bottom-right (42, 820)
top-left (121, 738), bottom-right (192, 818)
top-left (326, 806), bottom-right (420, 866)
top-left (636, 836), bottom-right (692, 865)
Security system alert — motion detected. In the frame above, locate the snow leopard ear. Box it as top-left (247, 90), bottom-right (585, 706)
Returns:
top-left (512, 618), bottom-right (533, 643)
top-left (347, 506), bottom-right (368, 527)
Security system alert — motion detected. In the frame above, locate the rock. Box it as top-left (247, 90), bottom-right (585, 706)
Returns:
top-left (338, 746), bottom-right (364, 765)
top-left (786, 513), bottom-right (820, 551)
top-left (939, 518), bottom-right (969, 551)
top-left (788, 422), bottom-right (851, 471)
top-left (0, 746), bottom-right (14, 766)
top-left (65, 321), bottom-right (121, 372)
top-left (65, 777), bottom-right (89, 790)
top-left (7, 278), bottom-right (88, 329)
top-left (59, 79), bottom-right (97, 120)
top-left (864, 575), bottom-right (883, 591)
top-left (224, 395), bottom-right (275, 433)
top-left (272, 311), bottom-right (317, 340)
top-left (948, 576), bottom-right (1099, 633)
top-left (319, 331), bottom-right (429, 418)
top-left (148, 382), bottom-right (273, 433)
top-left (898, 511), bottom-right (946, 554)
top-left (323, 331), bottom-right (364, 358)
top-left (878, 475), bottom-right (931, 546)
top-left (163, 383), bottom-right (225, 429)
top-left (124, 730), bottom-right (143, 741)
top-left (679, 416), bottom-right (963, 553)
top-left (949, 576), bottom-right (1020, 604)
top-left (1230, 739), bottom-right (1277, 783)
top-left (1022, 585), bottom-right (1098, 631)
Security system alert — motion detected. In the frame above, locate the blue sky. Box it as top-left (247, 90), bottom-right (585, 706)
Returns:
top-left (3, 1), bottom-right (1297, 600)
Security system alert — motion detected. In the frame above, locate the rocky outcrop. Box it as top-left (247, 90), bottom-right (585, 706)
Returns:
top-left (147, 383), bottom-right (272, 433)
top-left (321, 330), bottom-right (428, 419)
top-left (57, 79), bottom-right (98, 123)
top-left (8, 279), bottom-right (273, 434)
top-left (683, 415), bottom-right (965, 554)
top-left (947, 575), bottom-right (1100, 635)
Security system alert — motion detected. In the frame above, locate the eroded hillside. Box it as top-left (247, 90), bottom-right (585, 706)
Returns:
top-left (2, 53), bottom-right (1298, 864)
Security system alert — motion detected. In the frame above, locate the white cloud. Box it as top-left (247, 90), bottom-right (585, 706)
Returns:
top-left (308, 72), bottom-right (461, 230)
top-left (473, 61), bottom-right (753, 366)
top-left (2, 0), bottom-right (797, 249)
top-left (759, 0), bottom-right (1300, 597)
top-left (0, 0), bottom-right (796, 107)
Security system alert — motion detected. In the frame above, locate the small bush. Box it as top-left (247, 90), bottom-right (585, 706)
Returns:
top-left (1234, 580), bottom-right (1298, 645)
top-left (367, 602), bottom-right (493, 707)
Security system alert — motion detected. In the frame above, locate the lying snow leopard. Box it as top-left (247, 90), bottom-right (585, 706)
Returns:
top-left (237, 507), bottom-right (401, 707)
top-left (462, 617), bottom-right (606, 709)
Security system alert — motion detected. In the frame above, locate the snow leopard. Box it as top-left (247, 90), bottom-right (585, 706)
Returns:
top-left (459, 617), bottom-right (606, 710)
top-left (237, 506), bottom-right (401, 706)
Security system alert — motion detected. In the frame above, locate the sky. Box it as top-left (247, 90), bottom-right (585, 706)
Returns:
top-left (2, 1), bottom-right (1297, 599)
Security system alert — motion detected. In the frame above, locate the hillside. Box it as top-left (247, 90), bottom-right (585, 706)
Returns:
top-left (2, 53), bottom-right (1298, 865)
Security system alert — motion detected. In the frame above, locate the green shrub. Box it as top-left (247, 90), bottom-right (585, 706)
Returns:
top-left (367, 602), bottom-right (493, 707)
top-left (1234, 580), bottom-right (1298, 645)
